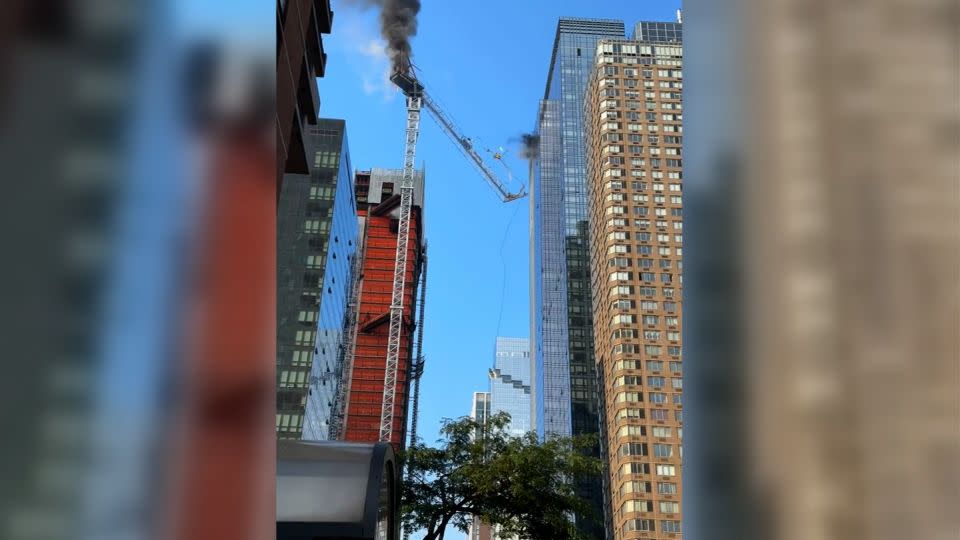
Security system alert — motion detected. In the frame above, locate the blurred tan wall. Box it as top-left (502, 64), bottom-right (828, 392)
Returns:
top-left (683, 0), bottom-right (959, 539)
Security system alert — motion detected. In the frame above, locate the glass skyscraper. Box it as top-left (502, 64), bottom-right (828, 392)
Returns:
top-left (489, 337), bottom-right (532, 437)
top-left (277, 119), bottom-right (358, 440)
top-left (531, 17), bottom-right (627, 538)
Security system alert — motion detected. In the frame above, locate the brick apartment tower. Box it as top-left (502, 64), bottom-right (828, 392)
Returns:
top-left (585, 28), bottom-right (684, 539)
top-left (342, 168), bottom-right (425, 448)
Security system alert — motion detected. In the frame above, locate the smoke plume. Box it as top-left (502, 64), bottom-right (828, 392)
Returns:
top-left (347, 0), bottom-right (421, 73)
top-left (520, 133), bottom-right (540, 160)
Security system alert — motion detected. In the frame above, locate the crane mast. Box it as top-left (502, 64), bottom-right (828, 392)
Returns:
top-left (377, 65), bottom-right (523, 444)
top-left (378, 76), bottom-right (422, 443)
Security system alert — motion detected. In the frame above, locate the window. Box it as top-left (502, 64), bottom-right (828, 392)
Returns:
top-left (294, 330), bottom-right (314, 346)
top-left (612, 314), bottom-right (636, 325)
top-left (624, 519), bottom-right (656, 533)
top-left (621, 463), bottom-right (651, 476)
top-left (617, 425), bottom-right (646, 438)
top-left (297, 310), bottom-right (317, 323)
top-left (652, 427), bottom-right (673, 439)
top-left (668, 346), bottom-right (682, 356)
top-left (608, 218), bottom-right (627, 227)
top-left (618, 442), bottom-right (648, 457)
top-left (609, 271), bottom-right (631, 282)
top-left (613, 328), bottom-right (637, 339)
top-left (618, 407), bottom-right (646, 420)
top-left (672, 378), bottom-right (683, 389)
top-left (638, 245), bottom-right (652, 255)
top-left (651, 409), bottom-right (669, 421)
top-left (646, 360), bottom-right (663, 371)
top-left (641, 272), bottom-right (655, 282)
top-left (290, 350), bottom-right (311, 367)
top-left (658, 482), bottom-right (678, 495)
top-left (611, 285), bottom-right (633, 297)
top-left (622, 500), bottom-right (654, 515)
top-left (663, 288), bottom-right (675, 298)
top-left (616, 392), bottom-right (644, 403)
top-left (653, 443), bottom-right (673, 458)
top-left (669, 361), bottom-right (682, 372)
top-left (648, 376), bottom-right (665, 388)
top-left (660, 501), bottom-right (680, 514)
top-left (666, 316), bottom-right (679, 326)
top-left (655, 464), bottom-right (677, 479)
top-left (672, 393), bottom-right (683, 405)
top-left (664, 301), bottom-right (678, 312)
top-left (643, 316), bottom-right (659, 327)
top-left (649, 392), bottom-right (667, 404)
top-left (638, 232), bottom-right (652, 241)
top-left (620, 481), bottom-right (652, 496)
top-left (305, 255), bottom-right (323, 269)
top-left (667, 331), bottom-right (680, 341)
top-left (645, 345), bottom-right (662, 355)
top-left (661, 521), bottom-right (682, 533)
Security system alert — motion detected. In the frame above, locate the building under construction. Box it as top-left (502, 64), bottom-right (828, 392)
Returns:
top-left (337, 168), bottom-right (426, 448)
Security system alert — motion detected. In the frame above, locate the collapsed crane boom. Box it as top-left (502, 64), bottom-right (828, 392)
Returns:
top-left (420, 93), bottom-right (526, 202)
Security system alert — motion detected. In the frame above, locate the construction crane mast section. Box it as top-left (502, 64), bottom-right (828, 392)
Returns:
top-left (377, 64), bottom-right (520, 444)
top-left (378, 88), bottom-right (421, 443)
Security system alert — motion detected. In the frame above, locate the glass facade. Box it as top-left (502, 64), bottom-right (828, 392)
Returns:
top-left (633, 21), bottom-right (683, 43)
top-left (277, 119), bottom-right (358, 440)
top-left (531, 18), bottom-right (626, 538)
top-left (489, 337), bottom-right (531, 437)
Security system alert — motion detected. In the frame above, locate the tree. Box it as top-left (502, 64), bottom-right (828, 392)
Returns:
top-left (400, 412), bottom-right (601, 540)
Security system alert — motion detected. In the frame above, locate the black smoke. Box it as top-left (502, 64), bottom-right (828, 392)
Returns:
top-left (347, 0), bottom-right (421, 73)
top-left (520, 133), bottom-right (540, 160)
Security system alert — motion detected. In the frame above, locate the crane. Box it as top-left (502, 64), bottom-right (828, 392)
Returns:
top-left (374, 62), bottom-right (524, 444)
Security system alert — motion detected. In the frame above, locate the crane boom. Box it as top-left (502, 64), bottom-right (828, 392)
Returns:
top-left (421, 92), bottom-right (526, 202)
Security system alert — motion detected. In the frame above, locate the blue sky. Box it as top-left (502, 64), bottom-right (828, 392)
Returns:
top-left (318, 0), bottom-right (680, 454)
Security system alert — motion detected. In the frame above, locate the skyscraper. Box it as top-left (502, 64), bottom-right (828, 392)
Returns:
top-left (277, 119), bottom-right (359, 440)
top-left (585, 28), bottom-right (684, 539)
top-left (471, 391), bottom-right (492, 427)
top-left (277, 0), bottom-right (333, 197)
top-left (489, 337), bottom-right (532, 437)
top-left (531, 17), bottom-right (626, 537)
top-left (340, 168), bottom-right (426, 448)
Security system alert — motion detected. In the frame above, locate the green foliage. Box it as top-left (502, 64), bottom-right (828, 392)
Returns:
top-left (400, 412), bottom-right (601, 540)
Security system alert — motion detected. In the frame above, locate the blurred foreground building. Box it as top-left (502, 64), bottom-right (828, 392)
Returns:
top-left (585, 28), bottom-right (684, 540)
top-left (681, 1), bottom-right (959, 540)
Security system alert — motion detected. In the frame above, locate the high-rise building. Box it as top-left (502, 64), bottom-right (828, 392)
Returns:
top-left (585, 28), bottom-right (684, 539)
top-left (277, 119), bottom-right (359, 440)
top-left (471, 391), bottom-right (492, 427)
top-left (468, 392), bottom-right (494, 540)
top-left (489, 337), bottom-right (532, 437)
top-left (341, 168), bottom-right (426, 448)
top-left (531, 17), bottom-right (626, 537)
top-left (277, 0), bottom-right (333, 196)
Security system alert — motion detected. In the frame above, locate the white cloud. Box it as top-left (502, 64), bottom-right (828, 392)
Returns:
top-left (327, 9), bottom-right (396, 102)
